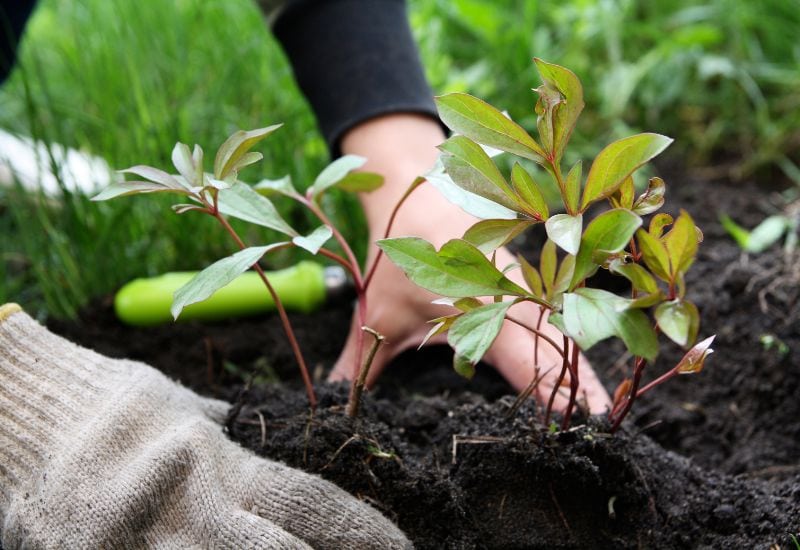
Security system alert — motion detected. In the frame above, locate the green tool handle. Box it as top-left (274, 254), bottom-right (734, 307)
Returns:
top-left (114, 260), bottom-right (326, 326)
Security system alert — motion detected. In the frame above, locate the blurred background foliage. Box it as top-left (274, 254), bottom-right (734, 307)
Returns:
top-left (1, 0), bottom-right (798, 318)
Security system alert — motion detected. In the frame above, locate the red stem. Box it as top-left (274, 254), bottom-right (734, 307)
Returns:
top-left (301, 197), bottom-right (364, 290)
top-left (300, 196), bottom-right (370, 409)
top-left (610, 357), bottom-right (648, 432)
top-left (316, 247), bottom-right (359, 278)
top-left (362, 180), bottom-right (424, 289)
top-left (534, 307), bottom-right (545, 365)
top-left (635, 368), bottom-right (678, 398)
top-left (212, 211), bottom-right (317, 409)
top-left (506, 314), bottom-right (565, 359)
top-left (561, 340), bottom-right (581, 430)
top-left (545, 335), bottom-right (571, 426)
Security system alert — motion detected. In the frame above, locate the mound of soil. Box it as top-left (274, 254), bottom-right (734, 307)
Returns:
top-left (49, 161), bottom-right (800, 548)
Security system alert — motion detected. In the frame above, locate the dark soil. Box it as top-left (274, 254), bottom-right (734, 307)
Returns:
top-left (49, 160), bottom-right (800, 548)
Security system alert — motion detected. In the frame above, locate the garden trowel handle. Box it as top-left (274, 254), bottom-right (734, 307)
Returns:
top-left (114, 261), bottom-right (348, 326)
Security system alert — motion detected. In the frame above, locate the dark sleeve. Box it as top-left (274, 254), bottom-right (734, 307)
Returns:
top-left (269, 0), bottom-right (441, 157)
top-left (0, 0), bottom-right (38, 85)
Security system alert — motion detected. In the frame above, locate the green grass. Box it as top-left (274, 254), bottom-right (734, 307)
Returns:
top-left (0, 0), bottom-right (349, 318)
top-left (1, 0), bottom-right (798, 319)
top-left (413, 0), bottom-right (800, 174)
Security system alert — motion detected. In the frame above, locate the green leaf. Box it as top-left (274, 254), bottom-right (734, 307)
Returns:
top-left (192, 144), bottom-right (204, 178)
top-left (205, 176), bottom-right (232, 190)
top-left (581, 133), bottom-right (673, 209)
top-left (92, 182), bottom-right (189, 201)
top-left (463, 219), bottom-right (534, 254)
top-left (171, 244), bottom-right (285, 320)
top-left (119, 165), bottom-right (187, 190)
top-left (629, 292), bottom-right (665, 309)
top-left (675, 335), bottom-right (714, 374)
top-left (649, 213), bottom-right (673, 238)
top-left (540, 239), bottom-right (557, 297)
top-left (217, 182), bottom-right (297, 236)
top-left (721, 214), bottom-right (789, 253)
top-left (214, 124), bottom-right (282, 180)
top-left (533, 58), bottom-right (584, 161)
top-left (439, 136), bottom-right (519, 210)
top-left (571, 209), bottom-right (642, 287)
top-left (609, 259), bottom-right (659, 294)
top-left (553, 254), bottom-right (576, 295)
top-left (655, 299), bottom-right (699, 347)
top-left (632, 177), bottom-right (665, 215)
top-left (431, 297), bottom-right (483, 312)
top-left (501, 262), bottom-right (519, 275)
top-left (453, 353), bottom-right (476, 380)
top-left (719, 214), bottom-right (750, 250)
top-left (425, 161), bottom-right (517, 220)
top-left (611, 176), bottom-right (635, 209)
top-left (664, 210), bottom-right (698, 277)
top-left (560, 288), bottom-right (658, 360)
top-left (518, 254), bottom-right (543, 297)
top-left (172, 142), bottom-right (200, 187)
top-left (336, 171), bottom-right (384, 193)
top-left (435, 93), bottom-right (546, 162)
top-left (292, 225), bottom-right (332, 255)
top-left (534, 81), bottom-right (561, 155)
top-left (564, 160), bottom-right (582, 215)
top-left (419, 314), bottom-right (460, 349)
top-left (636, 229), bottom-right (671, 282)
top-left (254, 175), bottom-right (299, 199)
top-left (545, 213), bottom-right (583, 255)
top-left (308, 155), bottom-right (367, 199)
top-left (454, 297), bottom-right (484, 311)
top-left (376, 237), bottom-right (530, 298)
top-left (229, 151), bottom-right (263, 175)
top-left (448, 301), bottom-right (515, 364)
top-left (744, 215), bottom-right (788, 253)
top-left (510, 162), bottom-right (549, 220)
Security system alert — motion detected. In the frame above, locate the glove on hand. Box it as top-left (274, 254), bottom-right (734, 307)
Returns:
top-left (0, 304), bottom-right (410, 549)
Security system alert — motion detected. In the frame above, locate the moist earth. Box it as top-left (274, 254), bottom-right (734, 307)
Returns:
top-left (49, 160), bottom-right (800, 548)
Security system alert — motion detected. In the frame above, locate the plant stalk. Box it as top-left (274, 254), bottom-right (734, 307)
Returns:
top-left (212, 211), bottom-right (317, 409)
top-left (561, 340), bottom-right (581, 430)
top-left (346, 326), bottom-right (385, 418)
top-left (610, 357), bottom-right (648, 432)
top-left (506, 314), bottom-right (565, 359)
top-left (545, 335), bottom-right (571, 426)
top-left (635, 368), bottom-right (678, 398)
top-left (363, 176), bottom-right (426, 289)
top-left (301, 197), bottom-right (371, 412)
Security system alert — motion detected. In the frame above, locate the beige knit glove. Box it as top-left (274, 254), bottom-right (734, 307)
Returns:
top-left (0, 304), bottom-right (410, 549)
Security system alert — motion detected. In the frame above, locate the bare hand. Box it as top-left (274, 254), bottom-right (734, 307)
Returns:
top-left (328, 114), bottom-right (611, 415)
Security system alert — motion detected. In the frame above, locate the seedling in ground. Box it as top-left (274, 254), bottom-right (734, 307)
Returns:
top-left (93, 125), bottom-right (410, 415)
top-left (378, 59), bottom-right (715, 431)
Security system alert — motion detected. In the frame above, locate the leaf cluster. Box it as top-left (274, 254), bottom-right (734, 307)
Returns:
top-left (379, 59), bottom-right (714, 428)
top-left (94, 126), bottom-right (380, 320)
top-left (93, 125), bottom-right (388, 411)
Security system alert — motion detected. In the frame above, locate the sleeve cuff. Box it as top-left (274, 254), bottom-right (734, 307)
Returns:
top-left (271, 0), bottom-right (441, 157)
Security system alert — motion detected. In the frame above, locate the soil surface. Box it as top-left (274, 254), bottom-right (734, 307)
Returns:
top-left (49, 159), bottom-right (800, 548)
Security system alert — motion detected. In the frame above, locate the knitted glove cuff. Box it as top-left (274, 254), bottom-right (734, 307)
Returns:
top-left (0, 306), bottom-right (210, 507)
top-left (1, 307), bottom-right (118, 492)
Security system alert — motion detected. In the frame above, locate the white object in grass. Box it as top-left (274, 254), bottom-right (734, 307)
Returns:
top-left (0, 128), bottom-right (117, 196)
